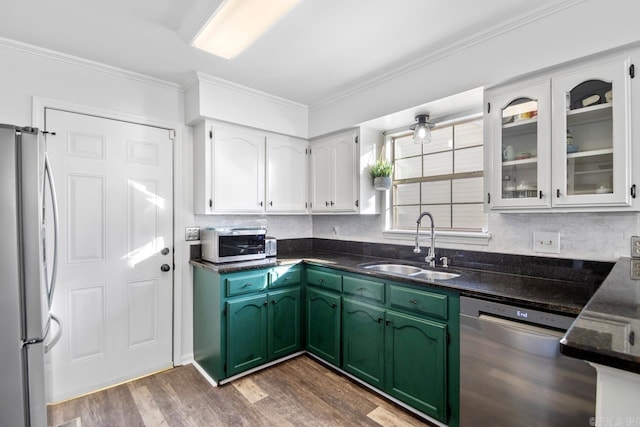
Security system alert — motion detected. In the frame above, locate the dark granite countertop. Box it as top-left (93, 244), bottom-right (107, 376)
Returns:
top-left (191, 250), bottom-right (601, 315)
top-left (560, 257), bottom-right (640, 374)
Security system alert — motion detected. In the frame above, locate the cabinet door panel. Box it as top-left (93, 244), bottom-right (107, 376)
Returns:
top-left (310, 140), bottom-right (332, 211)
top-left (332, 135), bottom-right (357, 211)
top-left (213, 127), bottom-right (265, 212)
top-left (268, 288), bottom-right (301, 359)
top-left (306, 288), bottom-right (341, 365)
top-left (226, 294), bottom-right (268, 376)
top-left (342, 298), bottom-right (384, 388)
top-left (551, 59), bottom-right (631, 207)
top-left (266, 137), bottom-right (308, 213)
top-left (385, 310), bottom-right (447, 422)
top-left (488, 81), bottom-right (552, 209)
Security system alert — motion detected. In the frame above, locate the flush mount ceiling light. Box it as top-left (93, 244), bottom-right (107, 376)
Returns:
top-left (191, 0), bottom-right (302, 60)
top-left (410, 114), bottom-right (435, 144)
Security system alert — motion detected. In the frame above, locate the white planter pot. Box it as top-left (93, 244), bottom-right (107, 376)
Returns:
top-left (374, 176), bottom-right (392, 191)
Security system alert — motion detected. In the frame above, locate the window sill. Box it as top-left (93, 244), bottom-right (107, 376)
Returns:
top-left (382, 229), bottom-right (491, 246)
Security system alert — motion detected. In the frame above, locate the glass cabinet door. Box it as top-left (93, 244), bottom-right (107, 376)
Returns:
top-left (552, 59), bottom-right (631, 207)
top-left (489, 81), bottom-right (551, 208)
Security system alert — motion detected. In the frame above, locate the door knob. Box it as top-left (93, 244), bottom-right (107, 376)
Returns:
top-left (160, 264), bottom-right (171, 272)
top-left (161, 247), bottom-right (170, 255)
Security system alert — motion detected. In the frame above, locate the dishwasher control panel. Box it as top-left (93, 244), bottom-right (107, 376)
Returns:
top-left (460, 296), bottom-right (575, 330)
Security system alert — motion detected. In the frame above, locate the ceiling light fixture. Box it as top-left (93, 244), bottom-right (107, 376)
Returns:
top-left (410, 114), bottom-right (434, 144)
top-left (191, 0), bottom-right (302, 60)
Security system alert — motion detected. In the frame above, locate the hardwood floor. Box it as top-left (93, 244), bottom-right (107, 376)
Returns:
top-left (48, 355), bottom-right (432, 427)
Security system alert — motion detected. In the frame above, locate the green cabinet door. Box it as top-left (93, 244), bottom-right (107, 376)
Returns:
top-left (306, 288), bottom-right (341, 365)
top-left (342, 298), bottom-right (385, 388)
top-left (226, 293), bottom-right (268, 376)
top-left (268, 287), bottom-right (301, 359)
top-left (385, 310), bottom-right (448, 422)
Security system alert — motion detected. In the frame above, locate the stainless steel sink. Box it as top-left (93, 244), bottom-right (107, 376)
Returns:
top-left (362, 263), bottom-right (460, 281)
top-left (363, 264), bottom-right (423, 275)
top-left (411, 270), bottom-right (460, 280)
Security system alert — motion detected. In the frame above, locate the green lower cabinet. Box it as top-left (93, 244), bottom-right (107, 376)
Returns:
top-left (226, 293), bottom-right (269, 376)
top-left (306, 287), bottom-right (341, 365)
top-left (342, 298), bottom-right (385, 388)
top-left (268, 288), bottom-right (302, 359)
top-left (384, 310), bottom-right (448, 422)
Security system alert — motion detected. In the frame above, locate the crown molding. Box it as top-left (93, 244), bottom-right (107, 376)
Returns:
top-left (310, 0), bottom-right (585, 111)
top-left (0, 36), bottom-right (182, 91)
top-left (194, 71), bottom-right (309, 112)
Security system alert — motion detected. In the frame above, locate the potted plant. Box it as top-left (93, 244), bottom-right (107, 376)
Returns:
top-left (370, 158), bottom-right (393, 191)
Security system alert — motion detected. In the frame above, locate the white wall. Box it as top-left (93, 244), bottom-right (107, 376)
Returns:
top-left (309, 0), bottom-right (640, 137)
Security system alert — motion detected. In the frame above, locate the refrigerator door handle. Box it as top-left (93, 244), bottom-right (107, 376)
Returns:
top-left (43, 151), bottom-right (59, 309)
top-left (44, 314), bottom-right (62, 353)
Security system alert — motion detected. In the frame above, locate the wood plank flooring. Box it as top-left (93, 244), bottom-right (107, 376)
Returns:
top-left (48, 355), bottom-right (433, 427)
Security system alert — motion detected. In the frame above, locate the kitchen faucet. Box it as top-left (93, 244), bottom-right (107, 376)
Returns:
top-left (414, 212), bottom-right (436, 267)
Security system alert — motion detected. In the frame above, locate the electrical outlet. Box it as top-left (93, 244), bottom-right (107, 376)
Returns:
top-left (533, 231), bottom-right (560, 254)
top-left (332, 226), bottom-right (339, 236)
top-left (631, 236), bottom-right (640, 258)
top-left (185, 227), bottom-right (200, 241)
top-left (631, 259), bottom-right (640, 280)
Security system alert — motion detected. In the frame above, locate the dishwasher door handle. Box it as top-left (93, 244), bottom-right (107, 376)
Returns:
top-left (477, 314), bottom-right (564, 358)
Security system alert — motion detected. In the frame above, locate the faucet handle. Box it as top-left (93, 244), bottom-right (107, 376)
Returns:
top-left (413, 247), bottom-right (421, 254)
top-left (439, 256), bottom-right (448, 268)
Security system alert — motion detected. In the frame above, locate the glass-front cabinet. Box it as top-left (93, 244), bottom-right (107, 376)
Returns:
top-left (489, 81), bottom-right (551, 209)
top-left (551, 59), bottom-right (631, 207)
top-left (487, 56), bottom-right (633, 211)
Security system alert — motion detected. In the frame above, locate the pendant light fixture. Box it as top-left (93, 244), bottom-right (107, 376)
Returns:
top-left (410, 114), bottom-right (434, 144)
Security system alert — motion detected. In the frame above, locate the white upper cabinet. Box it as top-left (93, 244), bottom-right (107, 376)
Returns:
top-left (309, 128), bottom-right (380, 214)
top-left (310, 131), bottom-right (357, 212)
top-left (266, 135), bottom-right (308, 213)
top-left (193, 120), bottom-right (308, 215)
top-left (551, 59), bottom-right (631, 208)
top-left (485, 54), bottom-right (635, 212)
top-left (487, 81), bottom-right (552, 209)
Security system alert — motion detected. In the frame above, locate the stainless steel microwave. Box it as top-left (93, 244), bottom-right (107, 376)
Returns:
top-left (201, 228), bottom-right (267, 263)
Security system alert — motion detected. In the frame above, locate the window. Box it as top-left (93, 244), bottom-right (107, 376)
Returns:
top-left (391, 117), bottom-right (487, 232)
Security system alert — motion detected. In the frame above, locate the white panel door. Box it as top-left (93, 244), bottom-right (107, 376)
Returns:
top-left (266, 136), bottom-right (307, 213)
top-left (45, 109), bottom-right (173, 401)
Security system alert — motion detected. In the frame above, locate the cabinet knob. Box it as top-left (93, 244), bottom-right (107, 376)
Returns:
top-left (377, 317), bottom-right (383, 323)
top-left (160, 264), bottom-right (171, 272)
top-left (161, 247), bottom-right (170, 255)
top-left (259, 201), bottom-right (263, 207)
top-left (409, 299), bottom-right (417, 304)
top-left (325, 201), bottom-right (329, 207)
top-left (330, 201), bottom-right (335, 206)
top-left (269, 201), bottom-right (273, 206)
top-left (332, 303), bottom-right (337, 308)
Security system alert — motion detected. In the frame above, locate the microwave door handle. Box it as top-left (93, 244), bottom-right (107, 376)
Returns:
top-left (44, 152), bottom-right (59, 309)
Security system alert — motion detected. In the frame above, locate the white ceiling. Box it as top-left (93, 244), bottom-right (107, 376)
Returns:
top-left (0, 0), bottom-right (565, 107)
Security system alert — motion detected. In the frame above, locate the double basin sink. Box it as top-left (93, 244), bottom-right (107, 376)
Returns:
top-left (361, 263), bottom-right (461, 281)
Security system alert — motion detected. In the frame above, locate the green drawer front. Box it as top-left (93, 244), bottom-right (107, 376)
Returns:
top-left (306, 269), bottom-right (342, 292)
top-left (343, 276), bottom-right (384, 304)
top-left (270, 266), bottom-right (302, 288)
top-left (388, 285), bottom-right (448, 320)
top-left (226, 271), bottom-right (268, 297)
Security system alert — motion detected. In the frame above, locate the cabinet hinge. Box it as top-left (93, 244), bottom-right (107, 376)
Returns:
top-left (487, 193), bottom-right (491, 204)
top-left (355, 199), bottom-right (359, 208)
top-left (630, 64), bottom-right (635, 79)
top-left (309, 202), bottom-right (312, 208)
top-left (354, 135), bottom-right (359, 144)
top-left (223, 304), bottom-right (228, 316)
top-left (632, 184), bottom-right (637, 199)
top-left (308, 148), bottom-right (312, 155)
top-left (209, 198), bottom-right (213, 208)
top-left (209, 130), bottom-right (213, 139)
top-left (305, 202), bottom-right (308, 209)
top-left (487, 102), bottom-right (491, 114)
top-left (168, 129), bottom-right (176, 141)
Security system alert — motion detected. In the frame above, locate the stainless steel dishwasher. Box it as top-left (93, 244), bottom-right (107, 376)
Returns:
top-left (460, 296), bottom-right (596, 427)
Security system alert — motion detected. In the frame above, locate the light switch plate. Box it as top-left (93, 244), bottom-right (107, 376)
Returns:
top-left (533, 231), bottom-right (560, 254)
top-left (185, 227), bottom-right (200, 241)
top-left (631, 236), bottom-right (640, 258)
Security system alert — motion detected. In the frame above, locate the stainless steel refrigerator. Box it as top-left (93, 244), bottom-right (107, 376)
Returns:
top-left (0, 124), bottom-right (61, 427)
